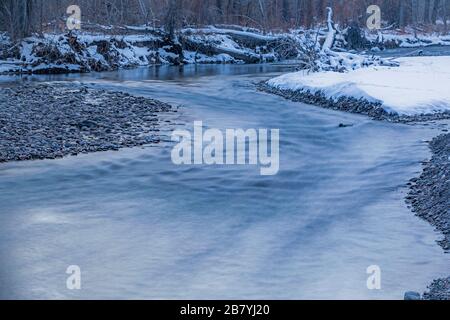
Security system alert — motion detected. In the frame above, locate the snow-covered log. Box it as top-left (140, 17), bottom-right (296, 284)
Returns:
top-left (0, 25), bottom-right (400, 75)
top-left (182, 26), bottom-right (279, 47)
top-left (322, 7), bottom-right (336, 51)
top-left (289, 28), bottom-right (399, 73)
top-left (316, 49), bottom-right (399, 72)
top-left (182, 36), bottom-right (261, 64)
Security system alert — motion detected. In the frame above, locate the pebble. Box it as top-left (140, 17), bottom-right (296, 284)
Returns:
top-left (404, 291), bottom-right (421, 300)
top-left (258, 82), bottom-right (450, 123)
top-left (406, 133), bottom-right (450, 300)
top-left (423, 277), bottom-right (450, 300)
top-left (0, 83), bottom-right (173, 163)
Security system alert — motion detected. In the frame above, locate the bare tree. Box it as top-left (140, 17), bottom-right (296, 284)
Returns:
top-left (0, 0), bottom-right (32, 40)
top-left (1, 0), bottom-right (450, 40)
top-left (165, 0), bottom-right (182, 38)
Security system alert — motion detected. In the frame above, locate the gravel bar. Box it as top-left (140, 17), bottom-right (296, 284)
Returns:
top-left (258, 82), bottom-right (450, 123)
top-left (407, 134), bottom-right (450, 251)
top-left (406, 133), bottom-right (450, 299)
top-left (423, 277), bottom-right (450, 300)
top-left (0, 83), bottom-right (173, 163)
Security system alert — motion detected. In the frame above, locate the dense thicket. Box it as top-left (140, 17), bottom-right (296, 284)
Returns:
top-left (1, 0), bottom-right (449, 39)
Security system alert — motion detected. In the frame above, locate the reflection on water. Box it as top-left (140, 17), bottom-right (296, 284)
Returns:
top-left (0, 63), bottom-right (296, 84)
top-left (0, 63), bottom-right (449, 299)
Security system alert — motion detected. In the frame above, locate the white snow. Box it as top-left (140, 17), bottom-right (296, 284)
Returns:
top-left (0, 61), bottom-right (21, 73)
top-left (365, 29), bottom-right (450, 48)
top-left (0, 28), bottom-right (278, 74)
top-left (183, 51), bottom-right (237, 64)
top-left (182, 26), bottom-right (278, 41)
top-left (322, 7), bottom-right (336, 51)
top-left (268, 56), bottom-right (450, 115)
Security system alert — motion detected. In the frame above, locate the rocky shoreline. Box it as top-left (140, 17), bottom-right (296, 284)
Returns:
top-left (406, 133), bottom-right (450, 300)
top-left (258, 82), bottom-right (450, 123)
top-left (0, 27), bottom-right (283, 75)
top-left (423, 277), bottom-right (450, 300)
top-left (407, 133), bottom-right (450, 251)
top-left (0, 83), bottom-right (174, 163)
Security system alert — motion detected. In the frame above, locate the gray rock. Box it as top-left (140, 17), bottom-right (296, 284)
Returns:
top-left (0, 83), bottom-right (175, 163)
top-left (405, 134), bottom-right (450, 300)
top-left (423, 277), bottom-right (450, 300)
top-left (404, 291), bottom-right (421, 300)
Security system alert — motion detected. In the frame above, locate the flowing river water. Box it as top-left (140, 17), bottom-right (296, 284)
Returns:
top-left (0, 61), bottom-right (449, 299)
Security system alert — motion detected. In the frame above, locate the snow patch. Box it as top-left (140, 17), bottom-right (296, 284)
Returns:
top-left (268, 56), bottom-right (450, 115)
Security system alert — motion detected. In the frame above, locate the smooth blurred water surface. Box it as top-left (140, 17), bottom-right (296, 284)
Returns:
top-left (0, 63), bottom-right (449, 299)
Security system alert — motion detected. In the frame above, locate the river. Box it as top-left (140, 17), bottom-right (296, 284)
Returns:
top-left (0, 61), bottom-right (449, 299)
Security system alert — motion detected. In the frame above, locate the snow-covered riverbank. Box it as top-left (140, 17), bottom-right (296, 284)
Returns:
top-left (264, 56), bottom-right (450, 121)
top-left (409, 132), bottom-right (450, 300)
top-left (365, 29), bottom-right (450, 49)
top-left (2, 25), bottom-right (449, 76)
top-left (0, 27), bottom-right (283, 75)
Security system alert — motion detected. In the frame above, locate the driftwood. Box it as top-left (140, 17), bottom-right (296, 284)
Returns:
top-left (182, 27), bottom-right (278, 47)
top-left (211, 29), bottom-right (278, 47)
top-left (182, 36), bottom-right (260, 63)
top-left (322, 7), bottom-right (336, 51)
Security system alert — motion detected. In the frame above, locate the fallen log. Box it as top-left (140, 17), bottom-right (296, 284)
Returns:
top-left (182, 27), bottom-right (279, 48)
top-left (182, 37), bottom-right (261, 64)
top-left (322, 7), bottom-right (336, 51)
